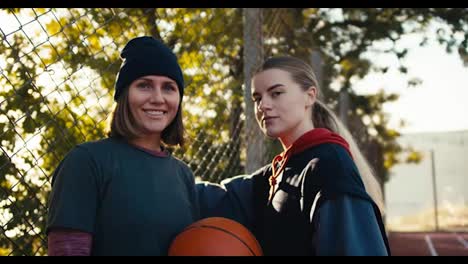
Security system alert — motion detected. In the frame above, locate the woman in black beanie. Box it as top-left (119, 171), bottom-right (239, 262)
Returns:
top-left (46, 36), bottom-right (199, 256)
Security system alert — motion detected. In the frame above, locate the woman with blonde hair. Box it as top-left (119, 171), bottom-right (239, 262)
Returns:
top-left (248, 56), bottom-right (390, 255)
top-left (199, 56), bottom-right (390, 256)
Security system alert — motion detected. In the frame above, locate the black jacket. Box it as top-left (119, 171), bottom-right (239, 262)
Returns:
top-left (196, 143), bottom-right (390, 256)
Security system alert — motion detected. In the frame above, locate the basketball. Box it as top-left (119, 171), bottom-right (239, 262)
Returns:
top-left (168, 217), bottom-right (263, 256)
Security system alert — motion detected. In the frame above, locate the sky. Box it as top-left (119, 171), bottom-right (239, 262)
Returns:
top-left (353, 30), bottom-right (468, 134)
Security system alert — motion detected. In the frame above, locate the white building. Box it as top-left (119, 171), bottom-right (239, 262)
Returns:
top-left (384, 130), bottom-right (468, 231)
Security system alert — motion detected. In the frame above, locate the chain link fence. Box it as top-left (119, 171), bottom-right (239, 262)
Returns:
top-left (0, 8), bottom-right (294, 256)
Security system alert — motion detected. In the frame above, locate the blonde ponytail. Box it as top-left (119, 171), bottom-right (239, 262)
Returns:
top-left (314, 101), bottom-right (385, 214)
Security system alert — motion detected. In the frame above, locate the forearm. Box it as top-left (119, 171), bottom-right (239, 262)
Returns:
top-left (47, 228), bottom-right (92, 256)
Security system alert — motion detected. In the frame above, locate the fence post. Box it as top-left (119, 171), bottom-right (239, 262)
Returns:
top-left (243, 8), bottom-right (267, 173)
top-left (339, 88), bottom-right (349, 127)
top-left (430, 149), bottom-right (439, 231)
top-left (310, 50), bottom-right (323, 92)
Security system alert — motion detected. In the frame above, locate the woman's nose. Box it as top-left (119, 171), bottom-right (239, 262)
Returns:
top-left (149, 87), bottom-right (165, 103)
top-left (257, 98), bottom-right (271, 112)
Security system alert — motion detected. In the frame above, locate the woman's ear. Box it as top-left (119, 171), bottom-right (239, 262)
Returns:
top-left (306, 86), bottom-right (317, 107)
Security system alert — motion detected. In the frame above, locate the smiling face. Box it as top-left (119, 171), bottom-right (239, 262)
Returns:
top-left (252, 68), bottom-right (316, 147)
top-left (128, 75), bottom-right (180, 141)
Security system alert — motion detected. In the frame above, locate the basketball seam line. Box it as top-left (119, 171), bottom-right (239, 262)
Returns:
top-left (183, 225), bottom-right (258, 256)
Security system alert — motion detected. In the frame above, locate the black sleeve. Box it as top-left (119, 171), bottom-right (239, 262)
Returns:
top-left (313, 194), bottom-right (389, 256)
top-left (195, 181), bottom-right (228, 218)
top-left (195, 174), bottom-right (256, 229)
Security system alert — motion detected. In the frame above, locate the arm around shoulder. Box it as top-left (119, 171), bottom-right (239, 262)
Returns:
top-left (196, 174), bottom-right (256, 229)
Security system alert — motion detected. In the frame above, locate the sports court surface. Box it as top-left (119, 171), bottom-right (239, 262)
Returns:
top-left (388, 232), bottom-right (468, 256)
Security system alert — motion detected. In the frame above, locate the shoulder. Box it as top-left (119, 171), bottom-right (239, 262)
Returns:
top-left (61, 138), bottom-right (121, 165)
top-left (300, 143), bottom-right (357, 175)
top-left (169, 157), bottom-right (196, 187)
top-left (307, 143), bottom-right (353, 164)
top-left (171, 156), bottom-right (193, 174)
top-left (61, 141), bottom-right (102, 163)
top-left (300, 143), bottom-right (368, 199)
top-left (77, 137), bottom-right (120, 152)
top-left (251, 163), bottom-right (272, 177)
top-left (51, 141), bottom-right (106, 186)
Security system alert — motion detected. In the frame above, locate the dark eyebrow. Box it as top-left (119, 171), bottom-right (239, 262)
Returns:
top-left (252, 84), bottom-right (284, 97)
top-left (266, 84), bottom-right (284, 91)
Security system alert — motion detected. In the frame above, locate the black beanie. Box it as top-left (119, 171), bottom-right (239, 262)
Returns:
top-left (114, 36), bottom-right (184, 101)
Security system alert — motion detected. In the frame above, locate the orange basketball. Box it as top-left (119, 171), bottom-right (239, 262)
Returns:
top-left (168, 217), bottom-right (263, 256)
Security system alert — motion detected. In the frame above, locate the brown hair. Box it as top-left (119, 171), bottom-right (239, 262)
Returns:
top-left (107, 87), bottom-right (185, 147)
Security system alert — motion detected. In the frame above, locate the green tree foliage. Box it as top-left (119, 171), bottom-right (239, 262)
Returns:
top-left (261, 8), bottom-right (468, 183)
top-left (0, 8), bottom-right (466, 255)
